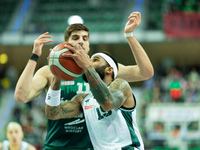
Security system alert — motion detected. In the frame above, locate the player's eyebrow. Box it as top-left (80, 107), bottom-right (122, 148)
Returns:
top-left (91, 56), bottom-right (100, 60)
top-left (93, 56), bottom-right (100, 59)
top-left (71, 34), bottom-right (79, 37)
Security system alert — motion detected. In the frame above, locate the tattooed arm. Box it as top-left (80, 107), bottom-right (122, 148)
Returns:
top-left (45, 94), bottom-right (86, 120)
top-left (85, 66), bottom-right (134, 111)
top-left (45, 77), bottom-right (86, 120)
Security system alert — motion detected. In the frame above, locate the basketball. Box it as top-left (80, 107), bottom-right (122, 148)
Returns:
top-left (47, 42), bottom-right (84, 81)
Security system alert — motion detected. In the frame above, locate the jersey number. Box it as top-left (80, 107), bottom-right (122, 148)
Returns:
top-left (96, 107), bottom-right (112, 120)
top-left (77, 83), bottom-right (90, 94)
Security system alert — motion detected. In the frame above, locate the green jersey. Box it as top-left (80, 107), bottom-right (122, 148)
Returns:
top-left (44, 76), bottom-right (93, 149)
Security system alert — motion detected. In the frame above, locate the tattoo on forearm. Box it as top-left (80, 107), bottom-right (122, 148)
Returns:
top-left (60, 101), bottom-right (76, 118)
top-left (85, 65), bottom-right (101, 89)
top-left (48, 101), bottom-right (77, 119)
top-left (48, 106), bottom-right (60, 118)
top-left (86, 68), bottom-right (129, 109)
top-left (85, 65), bottom-right (113, 105)
top-left (85, 65), bottom-right (129, 109)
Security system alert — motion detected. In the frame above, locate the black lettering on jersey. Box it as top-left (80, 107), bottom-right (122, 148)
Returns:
top-left (96, 106), bottom-right (112, 120)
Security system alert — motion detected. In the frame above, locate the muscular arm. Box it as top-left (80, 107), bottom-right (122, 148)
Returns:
top-left (45, 77), bottom-right (85, 120)
top-left (85, 65), bottom-right (133, 111)
top-left (14, 65), bottom-right (49, 103)
top-left (117, 12), bottom-right (154, 82)
top-left (45, 94), bottom-right (85, 120)
top-left (14, 32), bottom-right (52, 103)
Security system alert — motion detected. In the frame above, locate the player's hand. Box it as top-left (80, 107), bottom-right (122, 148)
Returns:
top-left (33, 32), bottom-right (53, 57)
top-left (124, 12), bottom-right (141, 33)
top-left (62, 43), bottom-right (91, 69)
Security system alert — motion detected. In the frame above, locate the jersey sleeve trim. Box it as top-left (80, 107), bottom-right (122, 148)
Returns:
top-left (119, 93), bottom-right (136, 112)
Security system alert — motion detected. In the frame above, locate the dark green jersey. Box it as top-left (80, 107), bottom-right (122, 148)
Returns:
top-left (44, 76), bottom-right (93, 149)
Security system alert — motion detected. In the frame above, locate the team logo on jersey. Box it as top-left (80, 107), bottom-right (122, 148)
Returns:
top-left (85, 99), bottom-right (89, 103)
top-left (61, 81), bottom-right (75, 85)
top-left (47, 94), bottom-right (51, 100)
top-left (64, 118), bottom-right (85, 125)
top-left (84, 105), bottom-right (94, 110)
top-left (64, 119), bottom-right (85, 133)
top-left (96, 106), bottom-right (112, 120)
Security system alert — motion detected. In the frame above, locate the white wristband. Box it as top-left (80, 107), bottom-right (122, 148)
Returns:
top-left (45, 86), bottom-right (61, 106)
top-left (124, 32), bottom-right (133, 37)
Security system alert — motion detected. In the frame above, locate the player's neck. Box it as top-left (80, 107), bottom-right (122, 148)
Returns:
top-left (9, 143), bottom-right (21, 150)
top-left (103, 78), bottom-right (112, 86)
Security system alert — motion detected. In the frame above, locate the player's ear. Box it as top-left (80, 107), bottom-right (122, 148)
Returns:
top-left (105, 67), bottom-right (114, 76)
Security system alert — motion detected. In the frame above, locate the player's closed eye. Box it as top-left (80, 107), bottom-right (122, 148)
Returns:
top-left (92, 58), bottom-right (99, 62)
top-left (83, 36), bottom-right (88, 41)
top-left (72, 35), bottom-right (79, 40)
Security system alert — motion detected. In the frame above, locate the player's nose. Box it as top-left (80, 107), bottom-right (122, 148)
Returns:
top-left (77, 37), bottom-right (84, 44)
top-left (78, 42), bottom-right (84, 48)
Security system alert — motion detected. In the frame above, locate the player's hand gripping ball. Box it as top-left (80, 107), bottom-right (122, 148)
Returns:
top-left (47, 42), bottom-right (84, 81)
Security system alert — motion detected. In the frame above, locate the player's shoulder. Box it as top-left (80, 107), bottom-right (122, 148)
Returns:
top-left (0, 140), bottom-right (9, 150)
top-left (28, 144), bottom-right (36, 150)
top-left (112, 78), bottom-right (132, 91)
top-left (114, 78), bottom-right (129, 85)
top-left (36, 65), bottom-right (53, 78)
top-left (20, 141), bottom-right (36, 150)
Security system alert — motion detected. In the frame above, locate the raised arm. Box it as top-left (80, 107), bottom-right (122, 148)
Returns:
top-left (14, 32), bottom-right (53, 103)
top-left (117, 12), bottom-right (154, 82)
top-left (45, 77), bottom-right (84, 120)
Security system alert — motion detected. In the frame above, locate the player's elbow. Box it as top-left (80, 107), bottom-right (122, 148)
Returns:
top-left (143, 67), bottom-right (154, 80)
top-left (45, 108), bottom-right (60, 120)
top-left (45, 115), bottom-right (54, 120)
top-left (100, 93), bottom-right (124, 111)
top-left (45, 112), bottom-right (56, 120)
top-left (147, 69), bottom-right (154, 79)
top-left (101, 102), bottom-right (113, 111)
top-left (14, 93), bottom-right (28, 103)
top-left (101, 106), bottom-right (111, 112)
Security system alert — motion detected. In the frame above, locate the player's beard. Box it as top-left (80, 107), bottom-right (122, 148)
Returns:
top-left (82, 65), bottom-right (107, 83)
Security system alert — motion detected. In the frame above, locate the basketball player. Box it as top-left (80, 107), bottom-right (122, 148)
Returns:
top-left (45, 52), bottom-right (144, 150)
top-left (14, 12), bottom-right (153, 149)
top-left (0, 122), bottom-right (36, 150)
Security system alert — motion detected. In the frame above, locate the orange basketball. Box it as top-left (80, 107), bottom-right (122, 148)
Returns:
top-left (47, 42), bottom-right (84, 81)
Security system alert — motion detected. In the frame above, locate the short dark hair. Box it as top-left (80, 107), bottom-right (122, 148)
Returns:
top-left (64, 23), bottom-right (89, 42)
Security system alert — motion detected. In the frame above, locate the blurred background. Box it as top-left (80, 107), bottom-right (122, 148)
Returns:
top-left (0, 0), bottom-right (200, 149)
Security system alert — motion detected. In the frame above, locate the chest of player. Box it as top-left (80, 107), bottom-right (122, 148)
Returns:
top-left (82, 95), bottom-right (116, 122)
top-left (60, 76), bottom-right (90, 100)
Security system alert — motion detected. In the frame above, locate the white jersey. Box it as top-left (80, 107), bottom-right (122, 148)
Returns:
top-left (82, 93), bottom-right (144, 150)
top-left (1, 140), bottom-right (30, 150)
